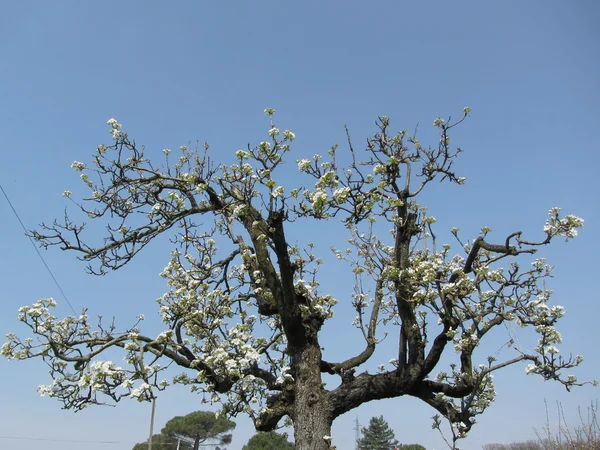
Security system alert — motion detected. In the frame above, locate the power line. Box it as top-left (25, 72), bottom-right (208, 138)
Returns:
top-left (0, 435), bottom-right (202, 447)
top-left (0, 435), bottom-right (134, 444)
top-left (0, 184), bottom-right (78, 316)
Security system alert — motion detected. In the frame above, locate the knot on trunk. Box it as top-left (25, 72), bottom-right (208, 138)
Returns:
top-left (308, 391), bottom-right (319, 406)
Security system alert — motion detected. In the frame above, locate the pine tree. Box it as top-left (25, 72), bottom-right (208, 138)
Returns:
top-left (242, 431), bottom-right (295, 450)
top-left (357, 416), bottom-right (399, 450)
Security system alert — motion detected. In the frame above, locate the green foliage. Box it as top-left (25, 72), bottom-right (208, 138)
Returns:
top-left (357, 416), bottom-right (399, 450)
top-left (400, 445), bottom-right (426, 450)
top-left (132, 411), bottom-right (235, 450)
top-left (241, 431), bottom-right (295, 450)
top-left (132, 434), bottom-right (181, 450)
top-left (162, 410), bottom-right (235, 442)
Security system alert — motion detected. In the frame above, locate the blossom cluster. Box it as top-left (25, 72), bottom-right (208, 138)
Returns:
top-left (543, 207), bottom-right (584, 240)
top-left (107, 118), bottom-right (122, 140)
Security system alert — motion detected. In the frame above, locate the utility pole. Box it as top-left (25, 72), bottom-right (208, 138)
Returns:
top-left (354, 416), bottom-right (360, 450)
top-left (148, 398), bottom-right (156, 450)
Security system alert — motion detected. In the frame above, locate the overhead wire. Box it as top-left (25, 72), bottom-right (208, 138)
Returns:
top-left (0, 435), bottom-right (188, 446)
top-left (0, 435), bottom-right (134, 445)
top-left (1, 183), bottom-right (113, 369)
top-left (1, 183), bottom-right (155, 438)
top-left (0, 183), bottom-right (78, 316)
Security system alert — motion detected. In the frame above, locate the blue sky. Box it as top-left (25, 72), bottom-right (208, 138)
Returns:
top-left (1, 1), bottom-right (599, 449)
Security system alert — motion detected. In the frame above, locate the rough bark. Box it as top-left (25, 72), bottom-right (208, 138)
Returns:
top-left (292, 343), bottom-right (332, 450)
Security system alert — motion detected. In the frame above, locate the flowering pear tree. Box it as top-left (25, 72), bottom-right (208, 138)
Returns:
top-left (3, 109), bottom-right (590, 450)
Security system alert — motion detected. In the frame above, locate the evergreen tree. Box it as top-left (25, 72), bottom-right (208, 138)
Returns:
top-left (357, 416), bottom-right (399, 450)
top-left (242, 431), bottom-right (295, 450)
top-left (161, 411), bottom-right (235, 450)
top-left (132, 434), bottom-right (180, 450)
top-left (131, 411), bottom-right (235, 450)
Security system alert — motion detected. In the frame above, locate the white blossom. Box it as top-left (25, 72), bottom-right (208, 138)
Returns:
top-left (297, 159), bottom-right (312, 171)
top-left (271, 186), bottom-right (285, 198)
top-left (71, 161), bottom-right (85, 171)
top-left (235, 150), bottom-right (249, 159)
top-left (107, 118), bottom-right (122, 139)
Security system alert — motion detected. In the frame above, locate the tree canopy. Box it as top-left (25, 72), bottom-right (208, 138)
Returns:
top-left (132, 410), bottom-right (235, 450)
top-left (357, 416), bottom-right (399, 450)
top-left (242, 431), bottom-right (295, 450)
top-left (2, 108), bottom-right (590, 450)
top-left (133, 434), bottom-right (179, 450)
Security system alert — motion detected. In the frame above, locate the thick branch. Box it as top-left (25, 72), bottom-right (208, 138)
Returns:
top-left (320, 279), bottom-right (383, 376)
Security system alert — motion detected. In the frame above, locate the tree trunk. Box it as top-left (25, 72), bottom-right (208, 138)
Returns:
top-left (293, 343), bottom-right (332, 450)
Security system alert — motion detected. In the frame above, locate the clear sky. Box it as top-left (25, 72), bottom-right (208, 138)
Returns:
top-left (1, 1), bottom-right (599, 449)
